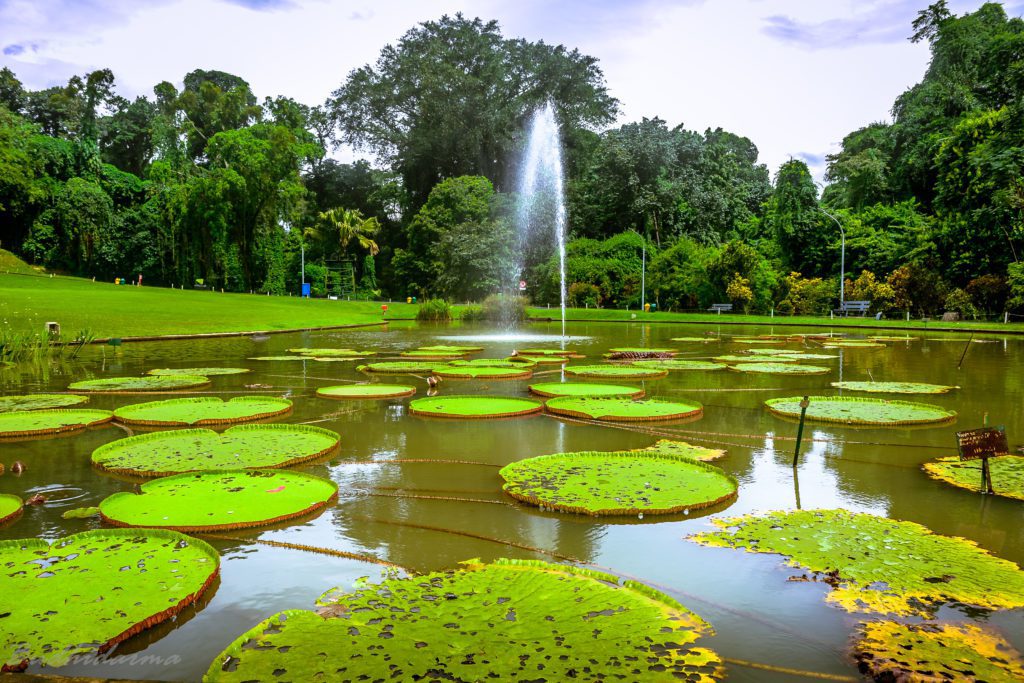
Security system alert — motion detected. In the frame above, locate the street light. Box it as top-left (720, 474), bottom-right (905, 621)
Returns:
top-left (818, 208), bottom-right (845, 310)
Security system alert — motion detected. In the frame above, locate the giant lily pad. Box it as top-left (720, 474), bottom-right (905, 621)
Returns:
top-left (287, 348), bottom-right (374, 357)
top-left (248, 356), bottom-right (315, 361)
top-left (514, 348), bottom-right (577, 357)
top-left (148, 367), bottom-right (250, 376)
top-left (690, 509), bottom-right (1024, 617)
top-left (317, 384), bottom-right (416, 400)
top-left (448, 358), bottom-right (536, 368)
top-left (564, 365), bottom-right (668, 379)
top-left (409, 395), bottom-right (542, 419)
top-left (744, 349), bottom-right (838, 360)
top-left (507, 354), bottom-right (568, 365)
top-left (433, 365), bottom-right (532, 379)
top-left (361, 361), bottom-right (439, 374)
top-left (823, 341), bottom-right (885, 349)
top-left (714, 355), bottom-right (798, 363)
top-left (0, 495), bottom-right (22, 525)
top-left (113, 396), bottom-right (292, 426)
top-left (0, 529), bottom-right (218, 670)
top-left (831, 381), bottom-right (958, 394)
top-left (637, 439), bottom-right (726, 462)
top-left (91, 424), bottom-right (340, 477)
top-left (765, 396), bottom-right (956, 426)
top-left (923, 455), bottom-right (1024, 501)
top-left (500, 451), bottom-right (736, 515)
top-left (853, 621), bottom-right (1024, 682)
top-left (730, 362), bottom-right (830, 375)
top-left (418, 344), bottom-right (484, 353)
top-left (0, 409), bottom-right (113, 439)
top-left (0, 394), bottom-right (89, 412)
top-left (204, 558), bottom-right (722, 682)
top-left (99, 470), bottom-right (338, 531)
top-left (631, 359), bottom-right (728, 371)
top-left (529, 382), bottom-right (645, 398)
top-left (546, 397), bottom-right (703, 422)
top-left (670, 337), bottom-right (716, 342)
top-left (400, 350), bottom-right (469, 360)
top-left (69, 375), bottom-right (211, 392)
top-left (868, 336), bottom-right (919, 342)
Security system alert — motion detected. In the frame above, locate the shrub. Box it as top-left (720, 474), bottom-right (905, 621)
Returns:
top-left (966, 274), bottom-right (1008, 313)
top-left (1009, 263), bottom-right (1024, 312)
top-left (887, 264), bottom-right (947, 315)
top-left (304, 263), bottom-right (327, 297)
top-left (843, 270), bottom-right (895, 312)
top-left (458, 305), bottom-right (484, 321)
top-left (725, 273), bottom-right (753, 312)
top-left (777, 272), bottom-right (835, 315)
top-left (944, 288), bottom-right (978, 318)
top-left (568, 282), bottom-right (601, 308)
top-left (416, 299), bottom-right (453, 322)
top-left (479, 293), bottom-right (528, 324)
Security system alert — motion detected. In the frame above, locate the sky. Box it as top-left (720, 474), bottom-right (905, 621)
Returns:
top-left (2, 0), bottom-right (1022, 183)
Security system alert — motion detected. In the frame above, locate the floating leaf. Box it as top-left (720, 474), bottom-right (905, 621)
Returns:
top-left (500, 451), bottom-right (736, 516)
top-left (204, 558), bottom-right (722, 682)
top-left (506, 354), bottom-right (568, 365)
top-left (418, 344), bottom-right (484, 353)
top-left (564, 365), bottom-right (668, 379)
top-left (287, 348), bottom-right (374, 357)
top-left (714, 355), bottom-right (798, 363)
top-left (546, 396), bottom-right (703, 422)
top-left (853, 621), bottom-right (1024, 682)
top-left (923, 455), bottom-right (1024, 500)
top-left (670, 337), bottom-right (717, 342)
top-left (248, 356), bottom-right (314, 361)
top-left (60, 506), bottom-right (99, 519)
top-left (514, 348), bottom-right (577, 356)
top-left (0, 495), bottom-right (22, 525)
top-left (448, 358), bottom-right (537, 368)
top-left (99, 470), bottom-right (338, 531)
top-left (831, 381), bottom-right (958, 394)
top-left (316, 384), bottom-right (416, 400)
top-left (631, 359), bottom-right (728, 371)
top-left (399, 350), bottom-right (469, 360)
top-left (69, 375), bottom-right (211, 392)
top-left (0, 529), bottom-right (218, 670)
top-left (91, 424), bottom-right (339, 477)
top-left (730, 362), bottom-right (831, 375)
top-left (868, 336), bottom-right (919, 342)
top-left (113, 396), bottom-right (292, 427)
top-left (744, 349), bottom-right (838, 360)
top-left (0, 394), bottom-right (89, 412)
top-left (823, 341), bottom-right (886, 349)
top-left (635, 439), bottom-right (726, 462)
top-left (690, 509), bottom-right (1024, 617)
top-left (0, 409), bottom-right (113, 439)
top-left (148, 367), bottom-right (250, 376)
top-left (360, 361), bottom-right (440, 374)
top-left (433, 365), bottom-right (533, 379)
top-left (528, 382), bottom-right (645, 398)
top-left (409, 395), bottom-right (542, 419)
top-left (765, 396), bottom-right (956, 426)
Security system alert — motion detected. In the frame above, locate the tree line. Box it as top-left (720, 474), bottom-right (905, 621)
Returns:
top-left (0, 4), bottom-right (1022, 316)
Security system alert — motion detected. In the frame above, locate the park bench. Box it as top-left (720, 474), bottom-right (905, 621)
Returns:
top-left (708, 303), bottom-right (733, 314)
top-left (836, 300), bottom-right (870, 317)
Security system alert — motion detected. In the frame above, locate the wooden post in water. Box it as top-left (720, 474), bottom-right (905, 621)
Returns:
top-left (792, 396), bottom-right (810, 468)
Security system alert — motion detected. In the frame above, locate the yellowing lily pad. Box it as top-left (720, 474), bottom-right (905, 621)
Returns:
top-left (690, 509), bottom-right (1024, 617)
top-left (765, 396), bottom-right (956, 426)
top-left (529, 382), bottom-right (645, 398)
top-left (69, 375), bottom-right (211, 392)
top-left (636, 439), bottom-right (726, 462)
top-left (409, 395), bottom-right (542, 419)
top-left (0, 495), bottom-right (22, 525)
top-left (545, 397), bottom-right (703, 422)
top-left (564, 365), bottom-right (668, 379)
top-left (113, 396), bottom-right (292, 427)
top-left (0, 409), bottom-right (113, 439)
top-left (0, 394), bottom-right (89, 412)
top-left (923, 455), bottom-right (1024, 501)
top-left (631, 360), bottom-right (728, 371)
top-left (730, 362), bottom-right (830, 375)
top-left (204, 559), bottom-right (723, 682)
top-left (148, 367), bottom-right (250, 376)
top-left (99, 470), bottom-right (338, 531)
top-left (832, 381), bottom-right (958, 394)
top-left (433, 365), bottom-right (532, 379)
top-left (316, 384), bottom-right (416, 400)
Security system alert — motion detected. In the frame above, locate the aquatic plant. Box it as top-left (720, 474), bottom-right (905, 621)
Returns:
top-left (360, 361), bottom-right (440, 374)
top-left (831, 381), bottom-right (958, 394)
top-left (714, 355), bottom-right (798, 363)
top-left (765, 396), bottom-right (956, 426)
top-left (113, 396), bottom-right (292, 426)
top-left (545, 396), bottom-right (703, 422)
top-left (729, 362), bottom-right (830, 375)
top-left (433, 365), bottom-right (533, 379)
top-left (69, 375), bottom-right (211, 392)
top-left (564, 365), bottom-right (668, 379)
top-left (636, 439), bottom-right (726, 462)
top-left (448, 358), bottom-right (536, 368)
top-left (148, 367), bottom-right (251, 376)
top-left (0, 495), bottom-right (22, 525)
top-left (415, 298), bottom-right (454, 321)
top-left (317, 384), bottom-right (416, 400)
top-left (0, 394), bottom-right (89, 412)
top-left (0, 409), bottom-right (113, 439)
top-left (528, 382), bottom-right (645, 398)
top-left (409, 395), bottom-right (542, 419)
top-left (630, 359), bottom-right (727, 371)
top-left (923, 455), bottom-right (1024, 500)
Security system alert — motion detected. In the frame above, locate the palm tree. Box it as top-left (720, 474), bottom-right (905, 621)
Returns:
top-left (307, 207), bottom-right (381, 257)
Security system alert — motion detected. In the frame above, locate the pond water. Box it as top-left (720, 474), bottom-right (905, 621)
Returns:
top-left (1, 321), bottom-right (1022, 681)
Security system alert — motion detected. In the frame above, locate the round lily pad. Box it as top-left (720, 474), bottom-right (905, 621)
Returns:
top-left (409, 395), bottom-right (542, 419)
top-left (91, 424), bottom-right (340, 477)
top-left (99, 470), bottom-right (338, 531)
top-left (545, 397), bottom-right (703, 422)
top-left (0, 409), bottom-right (113, 439)
top-left (0, 529), bottom-right (218, 670)
top-left (148, 367), bottom-right (250, 376)
top-left (564, 365), bottom-right (668, 379)
top-left (868, 336), bottom-right (919, 342)
top-left (607, 347), bottom-right (677, 356)
top-left (514, 348), bottom-right (576, 356)
top-left (765, 396), bottom-right (956, 426)
top-left (714, 355), bottom-right (798, 363)
top-left (831, 381), bottom-right (958, 394)
top-left (69, 375), bottom-right (211, 392)
top-left (507, 354), bottom-right (568, 365)
top-left (823, 341), bottom-right (885, 349)
top-left (635, 439), bottom-right (726, 462)
top-left (923, 455), bottom-right (1024, 500)
top-left (448, 358), bottom-right (536, 368)
top-left (631, 359), bottom-right (728, 371)
top-left (529, 382), bottom-right (645, 398)
top-left (204, 558), bottom-right (723, 682)
top-left (670, 337), bottom-right (716, 342)
top-left (317, 384), bottom-right (416, 400)
top-left (853, 621), bottom-right (1024, 682)
top-left (690, 509), bottom-right (1024, 617)
top-left (433, 365), bottom-right (533, 379)
top-left (418, 344), bottom-right (484, 353)
top-left (744, 349), bottom-right (838, 360)
top-left (248, 356), bottom-right (314, 361)
top-left (730, 362), bottom-right (830, 375)
top-left (0, 394), bottom-right (89, 412)
top-left (287, 348), bottom-right (374, 357)
top-left (113, 396), bottom-right (292, 427)
top-left (500, 451), bottom-right (737, 516)
top-left (400, 350), bottom-right (468, 360)
top-left (361, 361), bottom-right (438, 374)
top-left (0, 495), bottom-right (22, 525)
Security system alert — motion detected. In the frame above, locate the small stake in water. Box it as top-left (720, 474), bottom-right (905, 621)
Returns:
top-left (957, 333), bottom-right (974, 370)
top-left (792, 396), bottom-right (810, 468)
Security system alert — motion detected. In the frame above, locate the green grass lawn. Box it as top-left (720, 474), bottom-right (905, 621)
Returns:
top-left (0, 273), bottom-right (410, 339)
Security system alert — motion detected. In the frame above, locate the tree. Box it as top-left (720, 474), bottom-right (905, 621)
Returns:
top-left (765, 159), bottom-right (835, 276)
top-left (310, 207), bottom-right (381, 258)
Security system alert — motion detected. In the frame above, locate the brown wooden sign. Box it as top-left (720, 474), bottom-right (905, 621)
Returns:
top-left (956, 427), bottom-right (1008, 462)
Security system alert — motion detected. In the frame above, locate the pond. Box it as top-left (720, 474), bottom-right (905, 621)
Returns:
top-left (1, 321), bottom-right (1022, 681)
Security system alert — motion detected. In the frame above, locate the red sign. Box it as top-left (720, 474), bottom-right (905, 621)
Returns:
top-left (381, 304), bottom-right (388, 312)
top-left (518, 280), bottom-right (527, 291)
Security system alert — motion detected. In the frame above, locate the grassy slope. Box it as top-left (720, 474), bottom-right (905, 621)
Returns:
top-left (0, 273), bottom-right (411, 338)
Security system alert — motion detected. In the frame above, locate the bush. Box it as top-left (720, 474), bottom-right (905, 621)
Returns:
top-left (966, 274), bottom-right (1008, 313)
top-left (1009, 263), bottom-right (1024, 312)
top-left (725, 273), bottom-right (753, 312)
top-left (887, 264), bottom-right (947, 315)
top-left (777, 272), bottom-right (835, 315)
top-left (479, 293), bottom-right (528, 324)
top-left (843, 270), bottom-right (895, 313)
top-left (944, 288), bottom-right (978, 318)
top-left (416, 299), bottom-right (453, 322)
top-left (568, 282), bottom-right (601, 308)
top-left (458, 305), bottom-right (484, 321)
top-left (304, 263), bottom-right (327, 297)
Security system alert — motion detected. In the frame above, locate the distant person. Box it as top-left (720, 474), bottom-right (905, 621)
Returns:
top-left (137, 274), bottom-right (143, 286)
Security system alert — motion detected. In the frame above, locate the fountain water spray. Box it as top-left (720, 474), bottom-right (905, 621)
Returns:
top-left (515, 101), bottom-right (568, 345)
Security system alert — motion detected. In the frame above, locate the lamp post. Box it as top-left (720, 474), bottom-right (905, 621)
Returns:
top-left (819, 208), bottom-right (845, 310)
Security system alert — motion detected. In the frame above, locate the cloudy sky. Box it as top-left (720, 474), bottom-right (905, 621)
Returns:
top-left (2, 0), bottom-right (1022, 181)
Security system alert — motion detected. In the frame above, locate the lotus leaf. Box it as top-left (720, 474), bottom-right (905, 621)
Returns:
top-left (0, 495), bottom-right (22, 525)
top-left (853, 621), bottom-right (1024, 682)
top-left (500, 451), bottom-right (736, 515)
top-left (0, 409), bottom-right (113, 439)
top-left (690, 509), bottom-right (1024, 616)
top-left (736, 339), bottom-right (785, 345)
top-left (546, 396), bottom-right (703, 422)
top-left (433, 365), bottom-right (532, 379)
top-left (409, 395), bottom-right (542, 419)
top-left (636, 439), bottom-right (726, 462)
top-left (317, 384), bottom-right (416, 400)
top-left (0, 394), bottom-right (89, 412)
top-left (730, 362), bottom-right (831, 375)
top-left (248, 356), bottom-right (313, 361)
top-left (823, 341), bottom-right (885, 348)
top-left (564, 364), bottom-right (668, 379)
top-left (204, 558), bottom-right (722, 682)
top-left (91, 424), bottom-right (340, 477)
top-left (631, 359), bottom-right (728, 371)
top-left (148, 367), bottom-right (250, 376)
top-left (61, 507), bottom-right (99, 519)
top-left (765, 396), bottom-right (956, 426)
top-left (361, 361), bottom-right (439, 374)
top-left (0, 529), bottom-right (218, 670)
top-left (714, 355), bottom-right (798, 363)
top-left (528, 382), bottom-right (645, 398)
top-left (400, 350), bottom-right (468, 359)
top-left (744, 349), bottom-right (838, 360)
top-left (448, 358), bottom-right (536, 368)
top-left (868, 336), bottom-right (919, 342)
top-left (923, 455), bottom-right (1024, 500)
top-left (69, 375), bottom-right (211, 392)
top-left (831, 381), bottom-right (958, 394)
top-left (113, 396), bottom-right (292, 426)
top-left (99, 470), bottom-right (338, 531)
